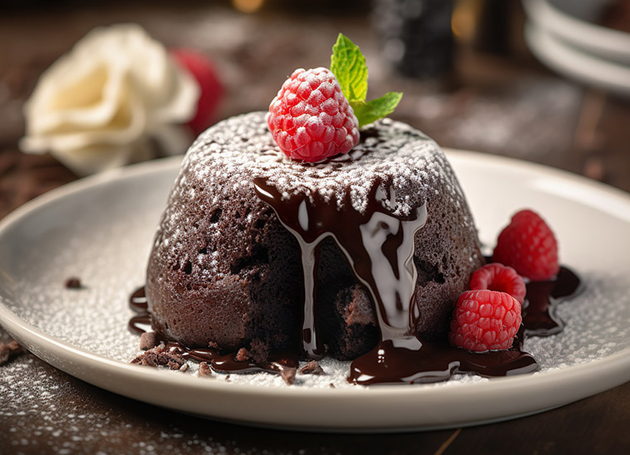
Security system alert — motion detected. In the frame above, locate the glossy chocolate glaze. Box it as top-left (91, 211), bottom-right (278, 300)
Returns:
top-left (165, 344), bottom-right (298, 375)
top-left (128, 287), bottom-right (150, 335)
top-left (523, 266), bottom-right (582, 336)
top-left (130, 181), bottom-right (582, 384)
top-left (348, 333), bottom-right (536, 385)
top-left (254, 178), bottom-right (428, 358)
top-left (347, 262), bottom-right (581, 384)
top-left (130, 265), bottom-right (581, 383)
top-left (252, 176), bottom-right (582, 384)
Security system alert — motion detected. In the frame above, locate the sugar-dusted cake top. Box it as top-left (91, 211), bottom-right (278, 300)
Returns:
top-left (180, 111), bottom-right (464, 217)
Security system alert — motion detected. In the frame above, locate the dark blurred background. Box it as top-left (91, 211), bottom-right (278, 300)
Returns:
top-left (0, 0), bottom-right (628, 215)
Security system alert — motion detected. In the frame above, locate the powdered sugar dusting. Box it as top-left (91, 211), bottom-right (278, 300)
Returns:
top-left (267, 68), bottom-right (360, 162)
top-left (151, 111), bottom-right (478, 303)
top-left (181, 112), bottom-right (455, 217)
top-left (0, 154), bottom-right (629, 398)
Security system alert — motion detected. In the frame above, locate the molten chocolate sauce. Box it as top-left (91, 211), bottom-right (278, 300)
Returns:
top-left (166, 344), bottom-right (298, 375)
top-left (128, 287), bottom-right (151, 335)
top-left (348, 335), bottom-right (536, 384)
top-left (523, 266), bottom-right (582, 336)
top-left (347, 266), bottom-right (581, 385)
top-left (252, 177), bottom-right (582, 384)
top-left (254, 178), bottom-right (428, 358)
top-left (130, 182), bottom-right (582, 384)
top-left (130, 264), bottom-right (581, 383)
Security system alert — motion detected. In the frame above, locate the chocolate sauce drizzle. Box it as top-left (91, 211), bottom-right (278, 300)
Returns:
top-left (129, 265), bottom-right (581, 384)
top-left (252, 176), bottom-right (582, 385)
top-left (129, 182), bottom-right (582, 384)
top-left (346, 264), bottom-right (581, 385)
top-left (254, 178), bottom-right (428, 358)
top-left (523, 266), bottom-right (582, 336)
top-left (128, 287), bottom-right (151, 335)
top-left (165, 344), bottom-right (299, 376)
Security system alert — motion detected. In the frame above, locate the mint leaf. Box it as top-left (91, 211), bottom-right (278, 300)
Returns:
top-left (330, 34), bottom-right (368, 102)
top-left (330, 33), bottom-right (403, 127)
top-left (351, 92), bottom-right (403, 128)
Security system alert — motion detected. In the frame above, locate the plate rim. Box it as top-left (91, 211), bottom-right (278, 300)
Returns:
top-left (524, 0), bottom-right (630, 64)
top-left (1, 150), bottom-right (630, 430)
top-left (524, 22), bottom-right (630, 97)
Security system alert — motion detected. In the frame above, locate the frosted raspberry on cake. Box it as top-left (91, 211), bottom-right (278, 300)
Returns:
top-left (266, 67), bottom-right (360, 162)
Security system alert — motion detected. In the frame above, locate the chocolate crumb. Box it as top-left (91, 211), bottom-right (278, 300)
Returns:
top-left (329, 383), bottom-right (335, 388)
top-left (0, 340), bottom-right (23, 366)
top-left (299, 360), bottom-right (326, 375)
top-left (179, 363), bottom-right (189, 373)
top-left (198, 362), bottom-right (212, 377)
top-left (64, 277), bottom-right (82, 289)
top-left (131, 343), bottom-right (185, 370)
top-left (225, 374), bottom-right (231, 382)
top-left (139, 331), bottom-right (159, 350)
top-left (166, 357), bottom-right (185, 370)
top-left (208, 341), bottom-right (219, 349)
top-left (235, 347), bottom-right (253, 362)
top-left (279, 366), bottom-right (297, 386)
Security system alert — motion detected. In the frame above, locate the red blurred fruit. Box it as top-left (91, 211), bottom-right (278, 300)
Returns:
top-left (170, 48), bottom-right (223, 135)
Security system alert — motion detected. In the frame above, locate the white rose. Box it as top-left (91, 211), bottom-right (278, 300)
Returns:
top-left (20, 24), bottom-right (199, 176)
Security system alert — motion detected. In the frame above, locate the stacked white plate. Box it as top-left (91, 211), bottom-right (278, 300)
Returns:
top-left (523, 0), bottom-right (630, 97)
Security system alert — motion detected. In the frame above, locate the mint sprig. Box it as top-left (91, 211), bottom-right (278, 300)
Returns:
top-left (330, 34), bottom-right (402, 128)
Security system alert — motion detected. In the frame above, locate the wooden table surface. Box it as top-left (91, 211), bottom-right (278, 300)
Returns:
top-left (1, 2), bottom-right (630, 454)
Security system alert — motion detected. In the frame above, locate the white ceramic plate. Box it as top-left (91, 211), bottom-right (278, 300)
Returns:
top-left (1, 151), bottom-right (630, 432)
top-left (524, 22), bottom-right (630, 98)
top-left (523, 0), bottom-right (630, 66)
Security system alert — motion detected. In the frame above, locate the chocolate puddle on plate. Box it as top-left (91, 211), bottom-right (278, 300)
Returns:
top-left (128, 265), bottom-right (581, 384)
top-left (130, 174), bottom-right (582, 386)
top-left (346, 264), bottom-right (582, 385)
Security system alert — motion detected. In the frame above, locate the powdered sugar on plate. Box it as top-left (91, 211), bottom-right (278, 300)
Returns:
top-left (1, 154), bottom-right (629, 393)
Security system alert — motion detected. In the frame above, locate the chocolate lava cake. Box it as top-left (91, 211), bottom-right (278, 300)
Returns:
top-left (146, 112), bottom-right (484, 362)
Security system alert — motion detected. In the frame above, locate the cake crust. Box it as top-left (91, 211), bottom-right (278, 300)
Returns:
top-left (146, 112), bottom-right (484, 360)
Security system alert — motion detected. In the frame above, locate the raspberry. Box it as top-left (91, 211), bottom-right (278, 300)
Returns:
top-left (170, 48), bottom-right (223, 135)
top-left (267, 67), bottom-right (360, 162)
top-left (470, 263), bottom-right (526, 304)
top-left (492, 209), bottom-right (559, 281)
top-left (449, 290), bottom-right (522, 352)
